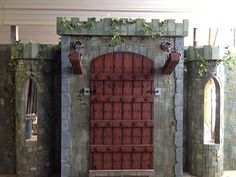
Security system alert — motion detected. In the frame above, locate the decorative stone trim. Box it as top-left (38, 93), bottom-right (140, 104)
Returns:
top-left (89, 170), bottom-right (155, 177)
top-left (184, 46), bottom-right (224, 177)
top-left (11, 43), bottom-right (58, 60)
top-left (174, 37), bottom-right (184, 177)
top-left (57, 17), bottom-right (188, 37)
top-left (186, 45), bottom-right (220, 61)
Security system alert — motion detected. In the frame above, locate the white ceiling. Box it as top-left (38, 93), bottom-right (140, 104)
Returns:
top-left (1, 0), bottom-right (234, 26)
top-left (0, 0), bottom-right (235, 46)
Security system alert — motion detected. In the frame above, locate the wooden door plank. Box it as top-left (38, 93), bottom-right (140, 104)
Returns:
top-left (93, 103), bottom-right (103, 120)
top-left (133, 53), bottom-right (143, 73)
top-left (103, 153), bottom-right (112, 169)
top-left (114, 81), bottom-right (123, 95)
top-left (114, 52), bottom-right (123, 73)
top-left (113, 128), bottom-right (122, 145)
top-left (133, 81), bottom-right (142, 95)
top-left (123, 52), bottom-right (133, 73)
top-left (104, 103), bottom-right (112, 120)
top-left (93, 153), bottom-right (103, 169)
top-left (90, 52), bottom-right (154, 170)
top-left (93, 55), bottom-right (104, 73)
top-left (94, 128), bottom-right (103, 144)
top-left (113, 152), bottom-right (122, 169)
top-left (113, 103), bottom-right (122, 120)
top-left (132, 152), bottom-right (141, 169)
top-left (122, 153), bottom-right (131, 169)
top-left (103, 128), bottom-right (112, 144)
top-left (104, 53), bottom-right (113, 73)
top-left (123, 103), bottom-right (132, 120)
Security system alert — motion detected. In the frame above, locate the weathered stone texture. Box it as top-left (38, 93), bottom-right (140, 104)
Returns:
top-left (0, 45), bottom-right (16, 174)
top-left (59, 18), bottom-right (186, 177)
top-left (13, 44), bottom-right (61, 177)
top-left (185, 47), bottom-right (224, 177)
top-left (224, 55), bottom-right (236, 170)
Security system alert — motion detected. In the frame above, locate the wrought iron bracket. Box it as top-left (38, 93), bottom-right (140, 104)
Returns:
top-left (160, 41), bottom-right (173, 52)
top-left (160, 41), bottom-right (181, 74)
top-left (68, 40), bottom-right (84, 74)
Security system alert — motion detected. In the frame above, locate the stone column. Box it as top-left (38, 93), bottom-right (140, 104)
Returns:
top-left (13, 44), bottom-right (56, 177)
top-left (185, 46), bottom-right (224, 177)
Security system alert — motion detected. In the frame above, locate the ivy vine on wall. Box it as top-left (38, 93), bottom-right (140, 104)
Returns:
top-left (220, 46), bottom-right (235, 96)
top-left (194, 48), bottom-right (208, 77)
top-left (60, 17), bottom-right (167, 47)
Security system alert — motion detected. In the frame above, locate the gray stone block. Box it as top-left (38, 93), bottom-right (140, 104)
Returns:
top-left (140, 46), bottom-right (147, 56)
top-left (61, 132), bottom-right (70, 148)
top-left (203, 45), bottom-right (212, 60)
top-left (175, 64), bottom-right (184, 79)
top-left (128, 23), bottom-right (136, 35)
top-left (176, 120), bottom-right (183, 131)
top-left (62, 107), bottom-right (71, 120)
top-left (62, 79), bottom-right (70, 92)
top-left (175, 162), bottom-right (183, 176)
top-left (62, 120), bottom-right (69, 132)
top-left (62, 93), bottom-right (71, 107)
top-left (183, 20), bottom-right (189, 36)
top-left (103, 18), bottom-right (112, 35)
top-left (175, 93), bottom-right (183, 106)
top-left (176, 79), bottom-right (183, 93)
top-left (174, 131), bottom-right (183, 147)
top-left (167, 19), bottom-right (175, 36)
top-left (175, 23), bottom-right (184, 36)
top-left (151, 19), bottom-right (159, 34)
top-left (120, 24), bottom-right (128, 35)
top-left (136, 19), bottom-right (144, 35)
top-left (176, 147), bottom-right (183, 162)
top-left (61, 163), bottom-right (70, 177)
top-left (61, 149), bottom-right (69, 163)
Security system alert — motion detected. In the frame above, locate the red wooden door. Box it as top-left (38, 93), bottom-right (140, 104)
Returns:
top-left (90, 52), bottom-right (154, 170)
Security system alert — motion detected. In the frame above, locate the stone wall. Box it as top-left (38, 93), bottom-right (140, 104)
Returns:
top-left (0, 44), bottom-right (16, 174)
top-left (185, 46), bottom-right (224, 177)
top-left (58, 17), bottom-right (188, 177)
top-left (12, 44), bottom-right (60, 177)
top-left (224, 52), bottom-right (236, 170)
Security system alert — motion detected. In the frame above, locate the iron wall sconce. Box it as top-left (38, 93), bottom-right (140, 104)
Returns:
top-left (68, 40), bottom-right (84, 74)
top-left (162, 51), bottom-right (181, 74)
top-left (160, 41), bottom-right (181, 74)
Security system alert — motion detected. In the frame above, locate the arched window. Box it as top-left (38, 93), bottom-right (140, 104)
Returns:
top-left (204, 78), bottom-right (220, 144)
top-left (24, 78), bottom-right (38, 140)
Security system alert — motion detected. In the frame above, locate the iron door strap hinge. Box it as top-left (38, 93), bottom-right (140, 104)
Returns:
top-left (83, 88), bottom-right (96, 96)
top-left (147, 87), bottom-right (161, 96)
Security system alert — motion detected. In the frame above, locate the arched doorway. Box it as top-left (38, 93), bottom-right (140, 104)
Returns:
top-left (90, 52), bottom-right (155, 170)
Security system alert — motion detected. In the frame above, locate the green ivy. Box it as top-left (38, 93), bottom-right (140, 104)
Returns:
top-left (220, 46), bottom-right (235, 95)
top-left (60, 17), bottom-right (168, 47)
top-left (60, 17), bottom-right (95, 32)
top-left (109, 18), bottom-right (166, 47)
top-left (61, 17), bottom-right (78, 31)
top-left (221, 46), bottom-right (235, 71)
top-left (194, 48), bottom-right (208, 77)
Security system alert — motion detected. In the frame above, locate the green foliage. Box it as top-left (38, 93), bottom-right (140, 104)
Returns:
top-left (11, 40), bottom-right (23, 59)
top-left (0, 61), bottom-right (17, 93)
top-left (59, 17), bottom-right (168, 48)
top-left (60, 17), bottom-right (95, 32)
top-left (143, 21), bottom-right (152, 35)
top-left (221, 46), bottom-right (235, 71)
top-left (109, 18), bottom-right (166, 47)
top-left (61, 17), bottom-right (78, 31)
top-left (11, 40), bottom-right (35, 59)
top-left (194, 48), bottom-right (208, 77)
top-left (109, 35), bottom-right (122, 48)
top-left (220, 46), bottom-right (235, 94)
